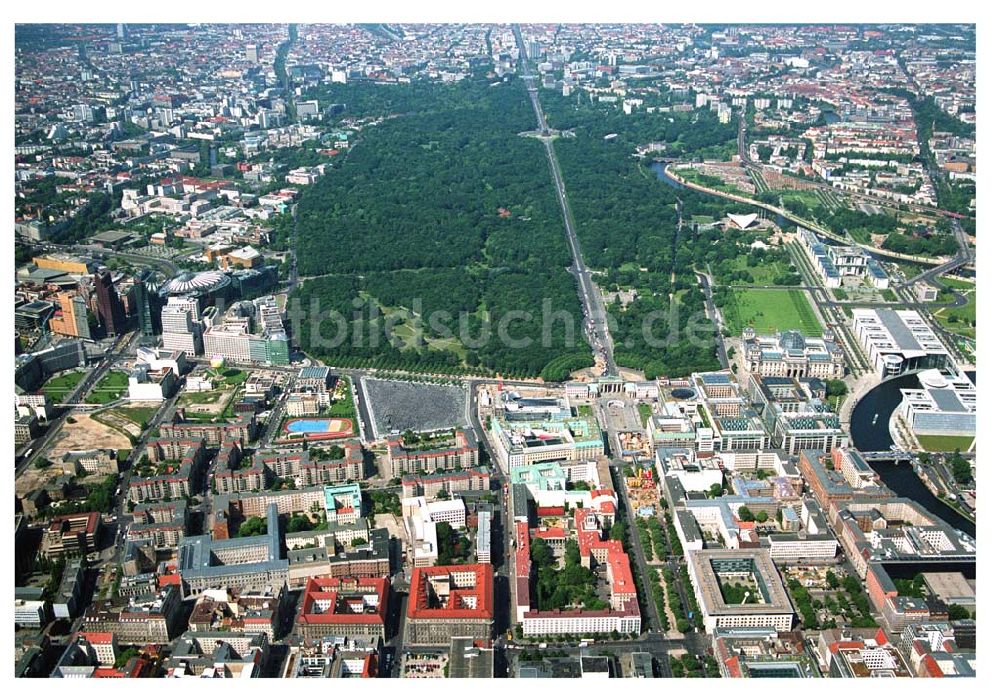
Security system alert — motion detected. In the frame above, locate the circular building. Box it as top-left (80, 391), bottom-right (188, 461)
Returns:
top-left (159, 270), bottom-right (234, 308)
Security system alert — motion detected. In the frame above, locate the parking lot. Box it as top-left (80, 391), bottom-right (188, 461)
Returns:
top-left (399, 652), bottom-right (449, 678)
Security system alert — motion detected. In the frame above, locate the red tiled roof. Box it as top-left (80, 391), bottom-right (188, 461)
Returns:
top-left (829, 640), bottom-right (865, 653)
top-left (297, 577), bottom-right (389, 626)
top-left (875, 627), bottom-right (890, 645)
top-left (606, 547), bottom-right (636, 597)
top-left (79, 631), bottom-right (115, 644)
top-left (406, 563), bottom-right (493, 621)
top-left (923, 656), bottom-right (945, 678)
top-left (158, 573), bottom-right (181, 588)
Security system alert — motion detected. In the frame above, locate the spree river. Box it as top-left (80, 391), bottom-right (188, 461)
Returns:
top-left (649, 160), bottom-right (975, 536)
top-left (851, 373), bottom-right (976, 537)
top-left (648, 163), bottom-right (944, 268)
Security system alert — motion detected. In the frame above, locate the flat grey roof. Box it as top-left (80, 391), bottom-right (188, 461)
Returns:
top-left (928, 388), bottom-right (967, 413)
top-left (449, 637), bottom-right (494, 678)
top-left (875, 309), bottom-right (923, 352)
top-left (689, 548), bottom-right (795, 617)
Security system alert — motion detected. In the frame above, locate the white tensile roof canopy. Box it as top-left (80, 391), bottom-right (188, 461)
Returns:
top-left (727, 213), bottom-right (759, 229)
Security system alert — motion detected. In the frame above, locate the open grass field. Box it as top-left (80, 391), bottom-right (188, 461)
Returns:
top-left (91, 405), bottom-right (154, 440)
top-left (917, 434), bottom-right (975, 453)
top-left (327, 377), bottom-right (358, 421)
top-left (935, 291), bottom-right (976, 339)
top-left (85, 371), bottom-right (129, 405)
top-left (721, 253), bottom-right (799, 286)
top-left (637, 403), bottom-right (653, 427)
top-left (723, 288), bottom-right (823, 335)
top-left (205, 367), bottom-right (248, 387)
top-left (778, 189), bottom-right (825, 214)
top-left (41, 370), bottom-right (86, 403)
top-left (683, 170), bottom-right (747, 196)
top-left (114, 405), bottom-right (160, 428)
top-left (938, 275), bottom-right (975, 291)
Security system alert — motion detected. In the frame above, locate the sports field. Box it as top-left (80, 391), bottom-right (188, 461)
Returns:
top-left (282, 417), bottom-right (354, 441)
top-left (724, 288), bottom-right (823, 335)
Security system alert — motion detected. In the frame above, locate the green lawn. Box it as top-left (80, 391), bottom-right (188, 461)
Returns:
top-left (113, 406), bottom-right (159, 428)
top-left (935, 291), bottom-right (976, 339)
top-left (681, 170), bottom-right (747, 196)
top-left (894, 262), bottom-right (924, 280)
top-left (778, 189), bottom-right (825, 214)
top-left (917, 434), bottom-right (976, 453)
top-left (177, 390), bottom-right (227, 406)
top-left (938, 276), bottom-right (975, 291)
top-left (389, 313), bottom-right (467, 361)
top-left (85, 371), bottom-right (130, 404)
top-left (219, 368), bottom-right (248, 386)
top-left (637, 403), bottom-right (653, 427)
top-left (721, 254), bottom-right (799, 286)
top-left (41, 370), bottom-right (86, 403)
top-left (326, 377), bottom-right (360, 434)
top-left (723, 289), bottom-right (823, 335)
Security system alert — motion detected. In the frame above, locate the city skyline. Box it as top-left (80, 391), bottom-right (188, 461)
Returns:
top-left (9, 20), bottom-right (977, 682)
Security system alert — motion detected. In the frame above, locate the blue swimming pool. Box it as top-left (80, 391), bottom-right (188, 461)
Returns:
top-left (286, 419), bottom-right (334, 434)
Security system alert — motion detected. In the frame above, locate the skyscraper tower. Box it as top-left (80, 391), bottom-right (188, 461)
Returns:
top-left (161, 296), bottom-right (203, 357)
top-left (93, 271), bottom-right (127, 337)
top-left (133, 270), bottom-right (162, 337)
top-left (49, 291), bottom-right (92, 340)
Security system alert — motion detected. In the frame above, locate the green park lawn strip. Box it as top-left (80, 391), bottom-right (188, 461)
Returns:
top-left (177, 390), bottom-right (227, 407)
top-left (723, 288), bottom-right (823, 335)
top-left (85, 371), bottom-right (129, 405)
top-left (637, 403), bottom-right (653, 427)
top-left (725, 255), bottom-right (800, 286)
top-left (778, 189), bottom-right (825, 214)
top-left (214, 368), bottom-right (248, 386)
top-left (917, 434), bottom-right (975, 453)
top-left (938, 276), bottom-right (975, 291)
top-left (935, 291), bottom-right (975, 339)
top-left (682, 170), bottom-right (747, 196)
top-left (113, 407), bottom-right (159, 428)
top-left (41, 370), bottom-right (87, 402)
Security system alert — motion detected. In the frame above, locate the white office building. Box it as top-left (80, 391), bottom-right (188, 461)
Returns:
top-left (798, 228), bottom-right (889, 289)
top-left (852, 308), bottom-right (952, 378)
top-left (161, 297), bottom-right (203, 357)
top-left (900, 369), bottom-right (976, 438)
top-left (476, 511), bottom-right (492, 564)
top-left (15, 599), bottom-right (47, 627)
